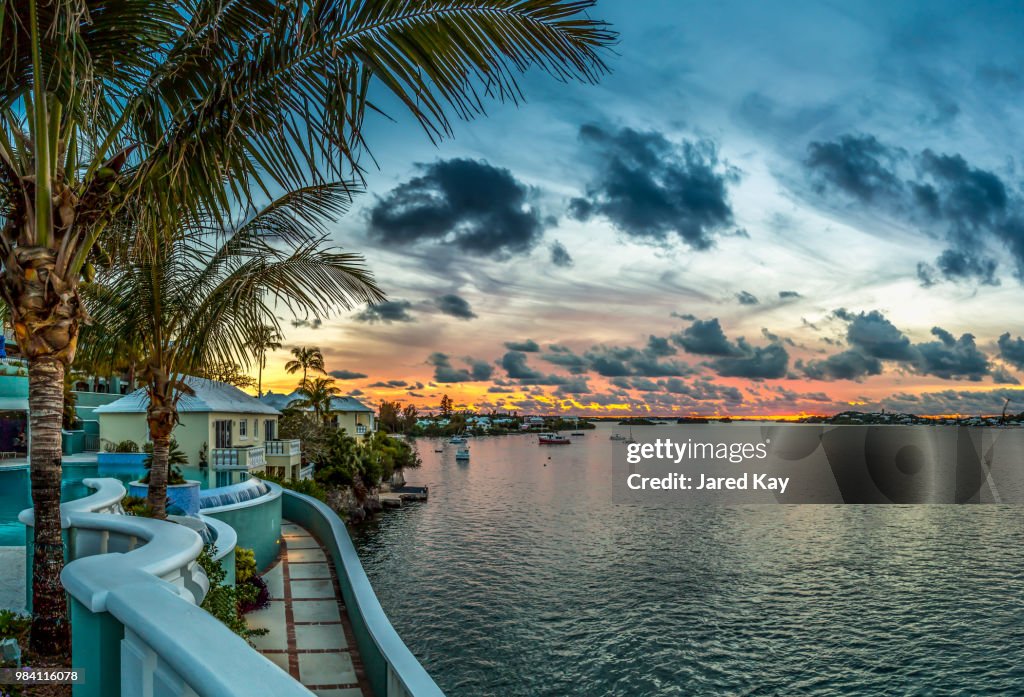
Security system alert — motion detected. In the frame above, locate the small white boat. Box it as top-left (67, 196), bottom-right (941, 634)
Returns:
top-left (455, 447), bottom-right (470, 460)
top-left (538, 432), bottom-right (571, 445)
top-left (609, 433), bottom-right (626, 441)
top-left (448, 435), bottom-right (467, 444)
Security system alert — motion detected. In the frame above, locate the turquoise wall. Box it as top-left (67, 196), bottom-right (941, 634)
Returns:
top-left (204, 494), bottom-right (281, 570)
top-left (70, 596), bottom-right (124, 697)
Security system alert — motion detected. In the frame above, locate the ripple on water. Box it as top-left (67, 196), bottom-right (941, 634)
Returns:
top-left (351, 428), bottom-right (1024, 696)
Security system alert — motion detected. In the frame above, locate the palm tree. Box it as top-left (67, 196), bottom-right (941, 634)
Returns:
top-left (254, 327), bottom-right (283, 397)
top-left (86, 183), bottom-right (383, 520)
top-left (1, 0), bottom-right (612, 660)
top-left (285, 347), bottom-right (326, 387)
top-left (290, 377), bottom-right (342, 423)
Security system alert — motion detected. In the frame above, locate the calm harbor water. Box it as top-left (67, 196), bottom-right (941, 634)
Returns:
top-left (351, 423), bottom-right (1024, 696)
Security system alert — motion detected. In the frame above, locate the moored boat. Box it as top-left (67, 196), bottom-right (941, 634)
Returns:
top-left (538, 432), bottom-right (571, 444)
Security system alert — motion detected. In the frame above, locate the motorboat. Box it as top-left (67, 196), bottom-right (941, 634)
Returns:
top-left (538, 432), bottom-right (571, 445)
top-left (455, 447), bottom-right (470, 460)
top-left (609, 433), bottom-right (626, 441)
top-left (448, 435), bottom-right (467, 444)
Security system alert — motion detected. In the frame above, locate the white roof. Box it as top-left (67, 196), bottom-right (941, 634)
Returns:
top-left (259, 390), bottom-right (373, 414)
top-left (95, 376), bottom-right (281, 416)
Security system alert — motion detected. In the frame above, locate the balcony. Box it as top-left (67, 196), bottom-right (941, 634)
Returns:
top-left (265, 439), bottom-right (302, 480)
top-left (264, 439), bottom-right (301, 457)
top-left (210, 445), bottom-right (266, 470)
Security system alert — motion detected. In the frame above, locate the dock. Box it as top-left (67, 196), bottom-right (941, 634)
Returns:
top-left (378, 485), bottom-right (429, 509)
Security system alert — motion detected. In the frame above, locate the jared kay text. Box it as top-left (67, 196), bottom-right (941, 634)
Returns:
top-left (626, 472), bottom-right (790, 493)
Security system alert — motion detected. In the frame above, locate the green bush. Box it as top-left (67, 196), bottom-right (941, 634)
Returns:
top-left (121, 495), bottom-right (156, 517)
top-left (0, 609), bottom-right (30, 645)
top-left (235, 548), bottom-right (257, 585)
top-left (196, 545), bottom-right (267, 644)
top-left (259, 472), bottom-right (328, 502)
top-left (103, 439), bottom-right (140, 453)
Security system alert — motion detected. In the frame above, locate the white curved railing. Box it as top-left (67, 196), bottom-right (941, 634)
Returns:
top-left (61, 511), bottom-right (210, 607)
top-left (44, 485), bottom-right (311, 697)
top-left (282, 490), bottom-right (445, 697)
top-left (18, 477), bottom-right (126, 528)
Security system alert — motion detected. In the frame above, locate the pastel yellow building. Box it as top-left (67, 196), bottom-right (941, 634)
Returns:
top-left (96, 376), bottom-right (305, 483)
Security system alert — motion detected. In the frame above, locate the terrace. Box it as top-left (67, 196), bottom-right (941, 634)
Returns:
top-left (9, 478), bottom-right (443, 696)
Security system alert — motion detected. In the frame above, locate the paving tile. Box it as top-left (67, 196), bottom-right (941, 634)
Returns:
top-left (295, 623), bottom-right (348, 650)
top-left (291, 600), bottom-right (340, 623)
top-left (299, 652), bottom-right (357, 685)
top-left (287, 537), bottom-right (321, 549)
top-left (262, 563), bottom-right (285, 600)
top-left (246, 601), bottom-right (287, 650)
top-left (291, 579), bottom-right (335, 599)
top-left (261, 651), bottom-right (291, 673)
top-left (289, 563), bottom-right (332, 580)
top-left (288, 547), bottom-right (327, 563)
top-left (314, 690), bottom-right (364, 697)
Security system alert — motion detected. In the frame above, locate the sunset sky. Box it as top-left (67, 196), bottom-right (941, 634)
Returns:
top-left (259, 0), bottom-right (1024, 417)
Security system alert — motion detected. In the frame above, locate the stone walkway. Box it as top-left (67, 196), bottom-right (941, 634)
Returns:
top-left (0, 546), bottom-right (25, 612)
top-left (248, 520), bottom-right (371, 697)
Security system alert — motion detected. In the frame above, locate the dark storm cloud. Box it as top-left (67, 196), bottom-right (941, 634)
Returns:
top-left (736, 290), bottom-right (759, 305)
top-left (501, 351), bottom-right (572, 386)
top-left (646, 335), bottom-right (676, 357)
top-left (554, 378), bottom-right (591, 396)
top-left (504, 339), bottom-right (540, 352)
top-left (711, 341), bottom-right (789, 379)
top-left (837, 309), bottom-right (916, 360)
top-left (541, 350), bottom-right (589, 374)
top-left (805, 134), bottom-right (906, 203)
top-left (569, 124), bottom-right (740, 248)
top-left (997, 332), bottom-right (1024, 370)
top-left (368, 380), bottom-right (408, 388)
top-left (672, 318), bottom-right (742, 356)
top-left (670, 312), bottom-right (697, 321)
top-left (329, 369), bottom-right (368, 380)
top-left (914, 329), bottom-right (989, 381)
top-left (992, 367), bottom-right (1020, 385)
top-left (435, 294), bottom-right (477, 320)
top-left (805, 134), bottom-right (1024, 285)
top-left (291, 318), bottom-right (323, 330)
top-left (917, 250), bottom-right (999, 286)
top-left (662, 378), bottom-right (743, 403)
top-left (367, 158), bottom-right (546, 258)
top-left (354, 300), bottom-right (415, 324)
top-left (468, 359), bottom-right (494, 381)
top-left (804, 310), bottom-right (991, 382)
top-left (779, 290), bottom-right (801, 299)
top-left (799, 350), bottom-right (882, 381)
top-left (428, 352), bottom-right (490, 383)
top-left (550, 240), bottom-right (573, 267)
top-left (555, 343), bottom-right (693, 379)
top-left (501, 351), bottom-right (545, 381)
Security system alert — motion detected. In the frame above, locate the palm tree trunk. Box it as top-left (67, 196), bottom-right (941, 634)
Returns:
top-left (145, 395), bottom-right (176, 519)
top-left (257, 354), bottom-right (264, 397)
top-left (27, 358), bottom-right (70, 656)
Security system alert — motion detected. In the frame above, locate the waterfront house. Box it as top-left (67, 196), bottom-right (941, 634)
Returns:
top-left (260, 390), bottom-right (376, 435)
top-left (95, 377), bottom-right (304, 482)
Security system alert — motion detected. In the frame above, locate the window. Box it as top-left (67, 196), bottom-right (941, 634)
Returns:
top-left (214, 420), bottom-right (232, 448)
top-left (254, 419), bottom-right (259, 439)
top-left (239, 419), bottom-right (248, 439)
top-left (356, 424), bottom-right (366, 435)
top-left (264, 419), bottom-right (276, 441)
